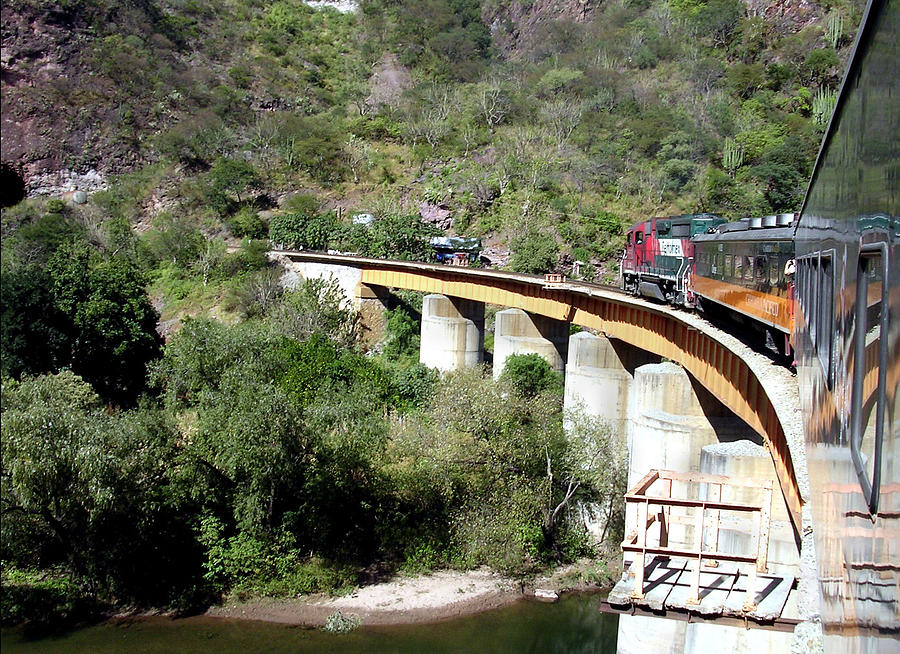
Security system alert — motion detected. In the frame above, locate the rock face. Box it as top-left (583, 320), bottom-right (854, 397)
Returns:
top-left (1, 3), bottom-right (143, 193)
top-left (418, 201), bottom-right (453, 231)
top-left (482, 0), bottom-right (602, 58)
top-left (26, 168), bottom-right (107, 197)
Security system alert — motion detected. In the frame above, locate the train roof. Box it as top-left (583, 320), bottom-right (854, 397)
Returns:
top-left (626, 213), bottom-right (722, 230)
top-left (692, 221), bottom-right (795, 243)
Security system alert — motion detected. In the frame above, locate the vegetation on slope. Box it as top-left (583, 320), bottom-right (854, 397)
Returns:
top-left (2, 0), bottom-right (863, 280)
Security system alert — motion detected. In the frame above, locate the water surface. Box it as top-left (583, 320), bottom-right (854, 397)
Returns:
top-left (2, 592), bottom-right (618, 654)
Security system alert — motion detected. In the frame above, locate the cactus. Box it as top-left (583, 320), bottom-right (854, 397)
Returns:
top-left (827, 12), bottom-right (844, 49)
top-left (812, 88), bottom-right (838, 126)
top-left (723, 137), bottom-right (744, 177)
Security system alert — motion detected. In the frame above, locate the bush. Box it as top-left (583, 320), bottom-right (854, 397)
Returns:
top-left (227, 207), bottom-right (267, 239)
top-left (502, 353), bottom-right (563, 397)
top-left (509, 229), bottom-right (559, 274)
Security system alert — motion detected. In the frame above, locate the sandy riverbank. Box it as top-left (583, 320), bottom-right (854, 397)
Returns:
top-left (206, 569), bottom-right (528, 626)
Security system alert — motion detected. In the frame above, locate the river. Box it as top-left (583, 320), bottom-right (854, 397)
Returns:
top-left (1, 592), bottom-right (618, 653)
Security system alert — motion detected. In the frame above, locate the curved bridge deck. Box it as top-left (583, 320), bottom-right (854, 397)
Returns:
top-left (279, 251), bottom-right (806, 534)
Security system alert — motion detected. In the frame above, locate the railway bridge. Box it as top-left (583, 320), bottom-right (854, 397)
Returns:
top-left (278, 250), bottom-right (805, 535)
top-left (278, 250), bottom-right (816, 649)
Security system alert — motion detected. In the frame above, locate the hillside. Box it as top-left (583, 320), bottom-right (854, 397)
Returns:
top-left (2, 0), bottom-right (864, 281)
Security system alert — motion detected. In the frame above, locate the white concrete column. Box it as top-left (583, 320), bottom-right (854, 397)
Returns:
top-left (684, 622), bottom-right (793, 654)
top-left (564, 332), bottom-right (658, 436)
top-left (419, 294), bottom-right (484, 372)
top-left (626, 362), bottom-right (724, 488)
top-left (565, 332), bottom-right (658, 544)
top-left (492, 308), bottom-right (568, 379)
top-left (616, 614), bottom-right (686, 654)
top-left (625, 362), bottom-right (733, 552)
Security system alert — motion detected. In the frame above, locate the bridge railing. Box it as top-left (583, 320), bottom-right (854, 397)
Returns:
top-left (622, 469), bottom-right (774, 611)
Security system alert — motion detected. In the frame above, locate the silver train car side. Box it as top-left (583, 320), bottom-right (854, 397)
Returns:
top-left (794, 0), bottom-right (898, 649)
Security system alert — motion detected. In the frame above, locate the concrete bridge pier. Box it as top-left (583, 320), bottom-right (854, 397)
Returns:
top-left (492, 308), bottom-right (568, 379)
top-left (699, 441), bottom-right (799, 577)
top-left (563, 331), bottom-right (659, 436)
top-left (563, 332), bottom-right (659, 543)
top-left (617, 366), bottom-right (793, 654)
top-left (418, 294), bottom-right (485, 372)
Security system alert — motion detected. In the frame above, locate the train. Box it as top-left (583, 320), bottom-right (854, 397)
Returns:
top-left (621, 212), bottom-right (797, 357)
top-left (623, 0), bottom-right (897, 648)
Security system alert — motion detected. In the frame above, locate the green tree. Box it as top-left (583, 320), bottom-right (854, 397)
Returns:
top-left (46, 242), bottom-right (162, 404)
top-left (366, 213), bottom-right (440, 261)
top-left (1, 373), bottom-right (199, 604)
top-left (1, 265), bottom-right (69, 379)
top-left (207, 157), bottom-right (261, 214)
top-left (270, 276), bottom-right (360, 347)
top-left (502, 353), bottom-right (563, 397)
top-left (509, 229), bottom-right (559, 274)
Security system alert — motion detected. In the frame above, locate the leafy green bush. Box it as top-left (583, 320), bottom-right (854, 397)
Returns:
top-left (502, 353), bottom-right (563, 397)
top-left (509, 229), bottom-right (559, 274)
top-left (227, 207), bottom-right (267, 239)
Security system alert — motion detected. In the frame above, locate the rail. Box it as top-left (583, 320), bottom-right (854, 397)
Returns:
top-left (622, 469), bottom-right (774, 612)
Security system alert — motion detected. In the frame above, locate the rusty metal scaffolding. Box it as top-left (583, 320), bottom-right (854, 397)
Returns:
top-left (622, 469), bottom-right (774, 612)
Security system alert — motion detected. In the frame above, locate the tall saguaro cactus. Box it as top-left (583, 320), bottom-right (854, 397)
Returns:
top-left (722, 137), bottom-right (744, 178)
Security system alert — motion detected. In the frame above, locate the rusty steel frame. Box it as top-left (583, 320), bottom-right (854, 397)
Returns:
top-left (622, 469), bottom-right (774, 611)
top-left (280, 252), bottom-right (803, 534)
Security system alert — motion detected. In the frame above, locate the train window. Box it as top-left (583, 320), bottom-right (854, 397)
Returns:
top-left (816, 255), bottom-right (834, 384)
top-left (626, 233), bottom-right (632, 246)
top-left (724, 255), bottom-right (733, 278)
top-left (850, 246), bottom-right (889, 514)
top-left (635, 232), bottom-right (644, 245)
top-left (743, 256), bottom-right (754, 281)
top-left (756, 256), bottom-right (767, 282)
top-left (797, 256), bottom-right (819, 350)
top-left (769, 256), bottom-right (779, 285)
top-left (671, 224), bottom-right (690, 238)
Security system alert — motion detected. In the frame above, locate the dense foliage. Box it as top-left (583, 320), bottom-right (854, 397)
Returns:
top-left (3, 0), bottom-right (862, 278)
top-left (0, 205), bottom-right (621, 620)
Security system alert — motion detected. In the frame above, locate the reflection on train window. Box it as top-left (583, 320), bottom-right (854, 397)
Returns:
top-left (756, 256), bottom-right (767, 282)
top-left (851, 249), bottom-right (887, 514)
top-left (769, 256), bottom-right (779, 285)
top-left (806, 258), bottom-right (818, 348)
top-left (734, 255), bottom-right (743, 279)
top-left (744, 256), bottom-right (754, 281)
top-left (724, 255), bottom-right (733, 278)
top-left (671, 224), bottom-right (690, 238)
top-left (816, 255), bottom-right (833, 384)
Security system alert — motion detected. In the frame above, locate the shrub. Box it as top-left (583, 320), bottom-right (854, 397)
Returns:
top-left (227, 207), bottom-right (267, 239)
top-left (502, 353), bottom-right (563, 397)
top-left (509, 229), bottom-right (559, 274)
